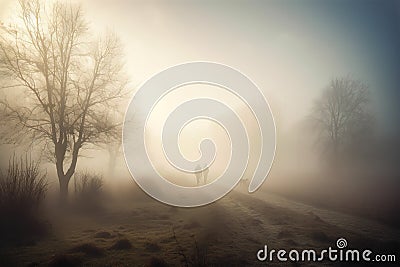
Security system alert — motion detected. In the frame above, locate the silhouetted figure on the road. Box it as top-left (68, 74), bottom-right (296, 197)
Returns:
top-left (203, 164), bottom-right (209, 185)
top-left (195, 164), bottom-right (202, 186)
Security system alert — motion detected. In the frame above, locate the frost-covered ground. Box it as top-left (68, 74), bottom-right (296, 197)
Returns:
top-left (1, 184), bottom-right (399, 266)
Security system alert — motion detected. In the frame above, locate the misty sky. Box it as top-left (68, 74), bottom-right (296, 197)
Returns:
top-left (1, 0), bottom-right (399, 133)
top-left (78, 0), bottom-right (400, 133)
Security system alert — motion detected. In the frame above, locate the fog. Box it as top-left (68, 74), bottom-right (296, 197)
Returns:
top-left (0, 0), bottom-right (399, 265)
top-left (0, 0), bottom-right (399, 206)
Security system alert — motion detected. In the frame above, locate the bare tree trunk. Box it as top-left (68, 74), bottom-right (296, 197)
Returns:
top-left (107, 146), bottom-right (119, 177)
top-left (332, 138), bottom-right (341, 169)
top-left (59, 176), bottom-right (69, 205)
top-left (55, 142), bottom-right (80, 206)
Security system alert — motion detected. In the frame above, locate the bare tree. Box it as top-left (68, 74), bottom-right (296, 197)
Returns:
top-left (98, 109), bottom-right (123, 177)
top-left (311, 77), bottom-right (372, 162)
top-left (0, 0), bottom-right (128, 204)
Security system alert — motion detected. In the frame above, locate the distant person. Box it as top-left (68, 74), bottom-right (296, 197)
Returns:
top-left (203, 164), bottom-right (209, 185)
top-left (195, 164), bottom-right (202, 186)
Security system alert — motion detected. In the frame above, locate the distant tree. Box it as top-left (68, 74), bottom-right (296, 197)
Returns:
top-left (106, 137), bottom-right (122, 177)
top-left (311, 77), bottom-right (372, 163)
top-left (0, 0), bottom-right (128, 204)
top-left (98, 109), bottom-right (124, 177)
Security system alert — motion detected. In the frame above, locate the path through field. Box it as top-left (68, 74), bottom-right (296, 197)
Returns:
top-left (2, 187), bottom-right (399, 266)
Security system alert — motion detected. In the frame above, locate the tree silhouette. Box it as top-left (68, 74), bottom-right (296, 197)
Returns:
top-left (0, 0), bottom-right (128, 204)
top-left (311, 77), bottom-right (372, 163)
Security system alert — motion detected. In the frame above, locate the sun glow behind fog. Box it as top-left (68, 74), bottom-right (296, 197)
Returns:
top-left (79, 0), bottom-right (334, 131)
top-left (145, 84), bottom-right (261, 187)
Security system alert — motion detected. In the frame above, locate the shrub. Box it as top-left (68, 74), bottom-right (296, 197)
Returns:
top-left (69, 243), bottom-right (105, 257)
top-left (0, 156), bottom-right (47, 213)
top-left (73, 171), bottom-right (103, 211)
top-left (109, 238), bottom-right (132, 250)
top-left (73, 171), bottom-right (103, 199)
top-left (172, 228), bottom-right (208, 267)
top-left (0, 155), bottom-right (48, 243)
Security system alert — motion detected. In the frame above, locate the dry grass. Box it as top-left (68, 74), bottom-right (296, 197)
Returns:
top-left (72, 171), bottom-right (104, 211)
top-left (1, 186), bottom-right (398, 266)
top-left (48, 254), bottom-right (83, 267)
top-left (0, 155), bottom-right (47, 215)
top-left (73, 171), bottom-right (103, 198)
top-left (109, 238), bottom-right (132, 250)
top-left (69, 243), bottom-right (106, 257)
top-left (0, 155), bottom-right (48, 244)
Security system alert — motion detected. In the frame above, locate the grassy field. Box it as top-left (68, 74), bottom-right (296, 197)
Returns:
top-left (1, 183), bottom-right (399, 266)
